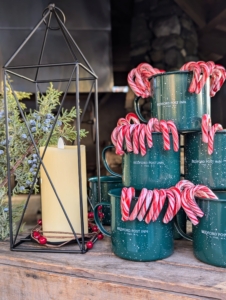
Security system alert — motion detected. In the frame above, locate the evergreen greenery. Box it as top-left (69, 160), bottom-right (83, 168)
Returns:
top-left (0, 82), bottom-right (88, 240)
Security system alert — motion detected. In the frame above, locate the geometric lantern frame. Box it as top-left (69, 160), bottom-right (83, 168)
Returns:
top-left (3, 3), bottom-right (101, 253)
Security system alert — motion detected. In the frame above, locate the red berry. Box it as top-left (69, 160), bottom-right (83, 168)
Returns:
top-left (32, 231), bottom-right (41, 239)
top-left (88, 212), bottom-right (94, 219)
top-left (86, 241), bottom-right (93, 249)
top-left (97, 233), bottom-right (104, 240)
top-left (92, 225), bottom-right (98, 232)
top-left (98, 205), bottom-right (102, 211)
top-left (38, 236), bottom-right (47, 245)
top-left (37, 219), bottom-right (42, 225)
top-left (98, 212), bottom-right (104, 218)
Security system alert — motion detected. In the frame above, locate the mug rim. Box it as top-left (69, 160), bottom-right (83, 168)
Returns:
top-left (88, 176), bottom-right (122, 183)
top-left (185, 130), bottom-right (226, 135)
top-left (149, 70), bottom-right (192, 80)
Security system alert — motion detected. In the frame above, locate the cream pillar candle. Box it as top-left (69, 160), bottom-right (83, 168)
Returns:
top-left (40, 144), bottom-right (88, 242)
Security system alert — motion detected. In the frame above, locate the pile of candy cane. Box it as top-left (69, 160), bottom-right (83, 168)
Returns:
top-left (128, 62), bottom-right (226, 98)
top-left (201, 114), bottom-right (224, 155)
top-left (121, 180), bottom-right (218, 226)
top-left (111, 113), bottom-right (179, 156)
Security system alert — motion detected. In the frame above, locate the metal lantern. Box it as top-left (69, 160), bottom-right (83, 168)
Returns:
top-left (3, 4), bottom-right (101, 253)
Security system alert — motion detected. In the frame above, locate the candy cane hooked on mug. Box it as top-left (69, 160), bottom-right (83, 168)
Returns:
top-left (145, 189), bottom-right (160, 224)
top-left (160, 120), bottom-right (170, 151)
top-left (184, 188), bottom-right (204, 218)
top-left (137, 190), bottom-right (153, 221)
top-left (167, 120), bottom-right (179, 151)
top-left (125, 124), bottom-right (137, 152)
top-left (201, 114), bottom-right (211, 143)
top-left (121, 187), bottom-right (135, 221)
top-left (115, 125), bottom-right (129, 156)
top-left (163, 189), bottom-right (176, 223)
top-left (208, 123), bottom-right (223, 155)
top-left (152, 189), bottom-right (166, 222)
top-left (181, 188), bottom-right (199, 225)
top-left (125, 112), bottom-right (140, 124)
top-left (139, 124), bottom-right (147, 156)
top-left (129, 188), bottom-right (148, 221)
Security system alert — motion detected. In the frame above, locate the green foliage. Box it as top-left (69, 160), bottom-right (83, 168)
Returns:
top-left (0, 82), bottom-right (88, 240)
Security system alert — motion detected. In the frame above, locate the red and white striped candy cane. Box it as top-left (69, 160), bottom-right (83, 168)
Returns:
top-left (152, 189), bottom-right (166, 222)
top-left (208, 123), bottom-right (223, 155)
top-left (163, 189), bottom-right (176, 223)
top-left (194, 185), bottom-right (218, 199)
top-left (167, 120), bottom-right (179, 151)
top-left (116, 125), bottom-right (128, 156)
top-left (129, 188), bottom-right (148, 221)
top-left (170, 187), bottom-right (182, 217)
top-left (210, 68), bottom-right (222, 97)
top-left (175, 180), bottom-right (195, 191)
top-left (133, 124), bottom-right (143, 154)
top-left (160, 120), bottom-right (170, 150)
top-left (206, 61), bottom-right (215, 75)
top-left (121, 187), bottom-right (135, 221)
top-left (153, 118), bottom-right (161, 132)
top-left (145, 118), bottom-right (155, 148)
top-left (180, 62), bottom-right (201, 94)
top-left (184, 188), bottom-right (204, 218)
top-left (201, 114), bottom-right (211, 143)
top-left (125, 113), bottom-right (140, 124)
top-left (196, 62), bottom-right (210, 94)
top-left (125, 124), bottom-right (137, 152)
top-left (111, 126), bottom-right (121, 147)
top-left (128, 68), bottom-right (149, 98)
top-left (117, 118), bottom-right (129, 126)
top-left (139, 124), bottom-right (147, 156)
top-left (121, 187), bottom-right (128, 221)
top-left (145, 189), bottom-right (159, 224)
top-left (181, 188), bottom-right (199, 225)
top-left (134, 68), bottom-right (150, 98)
top-left (137, 190), bottom-right (153, 221)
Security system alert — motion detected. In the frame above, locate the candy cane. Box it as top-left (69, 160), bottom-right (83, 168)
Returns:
top-left (196, 62), bottom-right (210, 94)
top-left (117, 118), bottom-right (129, 126)
top-left (125, 124), bottom-right (137, 152)
top-left (160, 120), bottom-right (170, 150)
top-left (133, 124), bottom-right (143, 154)
top-left (145, 118), bottom-right (155, 148)
top-left (208, 123), bottom-right (223, 155)
top-left (194, 185), bottom-right (218, 199)
top-left (122, 187), bottom-right (135, 221)
top-left (180, 62), bottom-right (201, 94)
top-left (153, 118), bottom-right (161, 132)
top-left (184, 188), bottom-right (204, 218)
top-left (181, 188), bottom-right (199, 225)
top-left (167, 120), bottom-right (179, 151)
top-left (152, 189), bottom-right (166, 222)
top-left (145, 189), bottom-right (159, 224)
top-left (129, 188), bottom-right (148, 221)
top-left (127, 68), bottom-right (144, 97)
top-left (175, 180), bottom-right (195, 191)
top-left (121, 187), bottom-right (128, 221)
top-left (137, 190), bottom-right (153, 221)
top-left (170, 186), bottom-right (182, 217)
top-left (125, 113), bottom-right (140, 124)
top-left (163, 189), bottom-right (176, 223)
top-left (111, 126), bottom-right (121, 147)
top-left (116, 125), bottom-right (128, 156)
top-left (210, 68), bottom-right (222, 97)
top-left (139, 124), bottom-right (147, 156)
top-left (201, 114), bottom-right (211, 143)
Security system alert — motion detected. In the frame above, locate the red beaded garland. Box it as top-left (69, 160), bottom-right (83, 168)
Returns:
top-left (98, 212), bottom-right (104, 218)
top-left (86, 241), bottom-right (93, 249)
top-left (97, 233), bottom-right (104, 240)
top-left (98, 205), bottom-right (102, 211)
top-left (92, 225), bottom-right (98, 232)
top-left (38, 236), bottom-right (47, 245)
top-left (88, 212), bottom-right (94, 219)
top-left (33, 231), bottom-right (41, 239)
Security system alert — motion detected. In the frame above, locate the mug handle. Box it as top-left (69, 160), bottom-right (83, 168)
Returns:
top-left (134, 96), bottom-right (148, 123)
top-left (102, 145), bottom-right (122, 178)
top-left (174, 214), bottom-right (193, 241)
top-left (94, 202), bottom-right (111, 237)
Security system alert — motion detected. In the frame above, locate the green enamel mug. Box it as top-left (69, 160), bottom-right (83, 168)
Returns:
top-left (102, 133), bottom-right (180, 190)
top-left (184, 130), bottom-right (226, 190)
top-left (88, 176), bottom-right (123, 225)
top-left (134, 71), bottom-right (210, 132)
top-left (94, 188), bottom-right (174, 261)
top-left (174, 191), bottom-right (226, 268)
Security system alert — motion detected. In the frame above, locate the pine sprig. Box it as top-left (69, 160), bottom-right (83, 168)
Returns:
top-left (0, 82), bottom-right (88, 240)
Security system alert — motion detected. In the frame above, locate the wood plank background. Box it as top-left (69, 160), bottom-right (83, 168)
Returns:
top-left (0, 238), bottom-right (226, 299)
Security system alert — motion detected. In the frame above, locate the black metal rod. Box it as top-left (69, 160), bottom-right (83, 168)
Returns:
top-left (80, 81), bottom-right (95, 123)
top-left (36, 77), bottom-right (95, 84)
top-left (3, 71), bottom-right (14, 250)
top-left (94, 80), bottom-right (101, 205)
top-left (34, 11), bottom-right (53, 81)
top-left (5, 62), bottom-right (76, 70)
top-left (52, 11), bottom-right (96, 76)
top-left (4, 11), bottom-right (50, 68)
top-left (78, 63), bottom-right (98, 79)
top-left (11, 247), bottom-right (87, 254)
top-left (53, 8), bottom-right (78, 62)
top-left (6, 73), bottom-right (82, 249)
top-left (75, 65), bottom-right (86, 251)
top-left (5, 70), bottom-right (35, 83)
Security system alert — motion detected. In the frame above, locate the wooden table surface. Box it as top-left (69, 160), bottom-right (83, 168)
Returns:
top-left (0, 238), bottom-right (226, 300)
